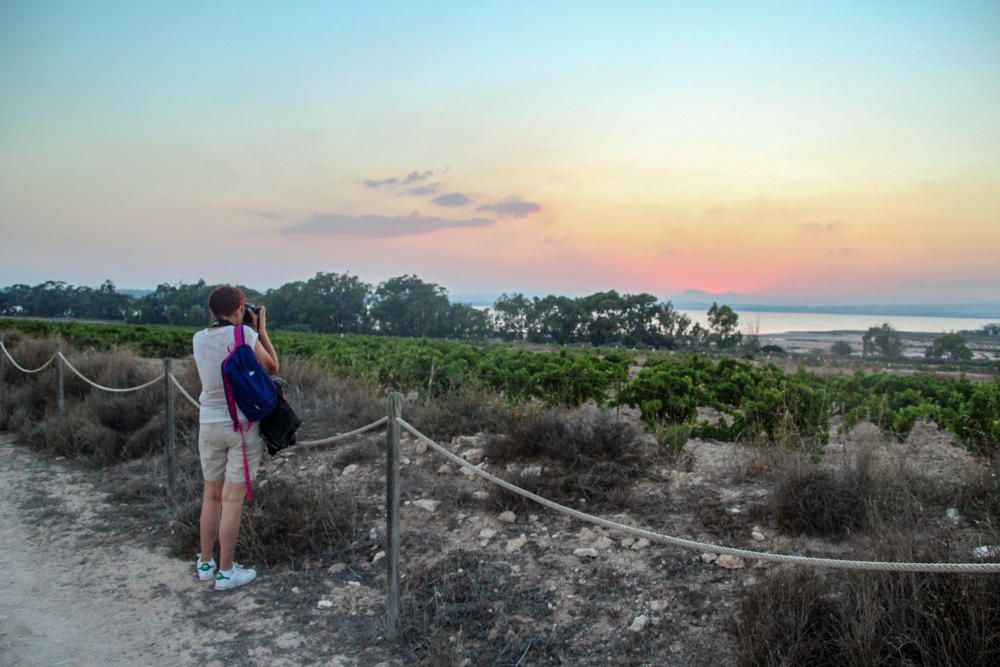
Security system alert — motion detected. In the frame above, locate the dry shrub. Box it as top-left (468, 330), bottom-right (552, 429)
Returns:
top-left (407, 386), bottom-right (516, 441)
top-left (2, 336), bottom-right (59, 385)
top-left (484, 407), bottom-right (647, 509)
top-left (19, 406), bottom-right (123, 463)
top-left (485, 406), bottom-right (645, 464)
top-left (734, 537), bottom-right (1000, 666)
top-left (279, 357), bottom-right (384, 434)
top-left (959, 458), bottom-right (1000, 529)
top-left (772, 461), bottom-right (867, 538)
top-left (170, 473), bottom-right (364, 567)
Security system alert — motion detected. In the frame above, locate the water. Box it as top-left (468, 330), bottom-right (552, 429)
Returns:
top-left (678, 309), bottom-right (998, 335)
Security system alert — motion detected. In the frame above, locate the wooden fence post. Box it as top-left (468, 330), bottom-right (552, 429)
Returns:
top-left (0, 334), bottom-right (5, 415)
top-left (385, 392), bottom-right (403, 641)
top-left (164, 358), bottom-right (176, 497)
top-left (56, 335), bottom-right (64, 423)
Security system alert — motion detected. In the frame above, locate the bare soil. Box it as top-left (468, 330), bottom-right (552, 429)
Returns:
top-left (1, 414), bottom-right (995, 665)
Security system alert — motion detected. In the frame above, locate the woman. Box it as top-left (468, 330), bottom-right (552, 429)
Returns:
top-left (192, 285), bottom-right (279, 590)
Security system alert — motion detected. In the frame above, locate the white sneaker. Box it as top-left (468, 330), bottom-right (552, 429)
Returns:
top-left (196, 555), bottom-right (216, 582)
top-left (215, 563), bottom-right (257, 591)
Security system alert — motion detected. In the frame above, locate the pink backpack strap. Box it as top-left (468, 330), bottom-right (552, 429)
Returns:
top-left (239, 426), bottom-right (254, 501)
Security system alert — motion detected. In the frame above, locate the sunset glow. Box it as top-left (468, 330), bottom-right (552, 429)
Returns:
top-left (1, 1), bottom-right (998, 303)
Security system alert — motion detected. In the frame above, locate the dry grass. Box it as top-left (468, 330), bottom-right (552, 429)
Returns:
top-left (484, 406), bottom-right (649, 509)
top-left (734, 538), bottom-right (1000, 666)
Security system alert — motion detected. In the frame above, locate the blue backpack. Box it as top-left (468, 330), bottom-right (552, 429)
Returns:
top-left (221, 325), bottom-right (277, 425)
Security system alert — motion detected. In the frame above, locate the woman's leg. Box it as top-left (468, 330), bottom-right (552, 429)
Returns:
top-left (218, 480), bottom-right (247, 571)
top-left (199, 479), bottom-right (225, 560)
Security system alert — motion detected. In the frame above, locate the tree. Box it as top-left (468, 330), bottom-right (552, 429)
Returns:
top-left (830, 340), bottom-right (853, 357)
top-left (925, 332), bottom-right (972, 361)
top-left (370, 275), bottom-right (451, 337)
top-left (491, 293), bottom-right (531, 340)
top-left (862, 323), bottom-right (903, 358)
top-left (707, 302), bottom-right (741, 349)
top-left (264, 272), bottom-right (371, 333)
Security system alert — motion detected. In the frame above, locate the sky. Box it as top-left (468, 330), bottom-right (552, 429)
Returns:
top-left (1, 1), bottom-right (998, 304)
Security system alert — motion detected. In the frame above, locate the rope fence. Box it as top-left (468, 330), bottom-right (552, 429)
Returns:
top-left (0, 340), bottom-right (58, 374)
top-left (398, 417), bottom-right (1000, 574)
top-left (2, 336), bottom-right (1000, 643)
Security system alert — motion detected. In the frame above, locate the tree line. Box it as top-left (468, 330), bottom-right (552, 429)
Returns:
top-left (0, 274), bottom-right (744, 349)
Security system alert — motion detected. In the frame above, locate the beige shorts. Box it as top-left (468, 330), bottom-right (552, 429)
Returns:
top-left (198, 421), bottom-right (265, 484)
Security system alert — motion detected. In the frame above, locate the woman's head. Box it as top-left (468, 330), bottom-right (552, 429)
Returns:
top-left (208, 285), bottom-right (246, 319)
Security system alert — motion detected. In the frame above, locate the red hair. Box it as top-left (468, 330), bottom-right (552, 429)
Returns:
top-left (208, 285), bottom-right (246, 319)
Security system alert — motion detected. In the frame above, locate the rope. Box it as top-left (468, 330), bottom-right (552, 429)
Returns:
top-left (167, 372), bottom-right (385, 449)
top-left (58, 353), bottom-right (163, 393)
top-left (295, 417), bottom-right (388, 449)
top-left (0, 341), bottom-right (58, 374)
top-left (169, 373), bottom-right (201, 409)
top-left (397, 418), bottom-right (1000, 574)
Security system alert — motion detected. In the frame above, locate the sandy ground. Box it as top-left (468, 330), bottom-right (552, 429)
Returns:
top-left (0, 435), bottom-right (366, 667)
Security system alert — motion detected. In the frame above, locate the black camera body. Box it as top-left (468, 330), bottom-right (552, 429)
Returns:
top-left (243, 303), bottom-right (262, 327)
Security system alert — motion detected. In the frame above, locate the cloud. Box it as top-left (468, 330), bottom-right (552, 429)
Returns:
top-left (432, 192), bottom-right (474, 207)
top-left (539, 238), bottom-right (567, 245)
top-left (402, 170), bottom-right (433, 185)
top-left (705, 206), bottom-right (724, 215)
top-left (284, 211), bottom-right (493, 238)
top-left (247, 209), bottom-right (286, 221)
top-left (401, 183), bottom-right (441, 197)
top-left (801, 221), bottom-right (842, 234)
top-left (362, 170), bottom-right (435, 189)
top-left (477, 197), bottom-right (541, 219)
top-left (362, 177), bottom-right (399, 189)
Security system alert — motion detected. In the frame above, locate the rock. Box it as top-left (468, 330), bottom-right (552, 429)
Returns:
top-left (479, 528), bottom-right (498, 541)
top-left (521, 465), bottom-right (542, 478)
top-left (291, 586), bottom-right (301, 594)
top-left (498, 511), bottom-right (517, 524)
top-left (751, 530), bottom-right (766, 542)
top-left (973, 545), bottom-right (1000, 560)
top-left (347, 581), bottom-right (361, 587)
top-left (415, 441), bottom-right (427, 454)
top-left (317, 599), bottom-right (334, 609)
top-left (461, 448), bottom-right (486, 464)
top-left (573, 548), bottom-right (599, 558)
top-left (436, 464), bottom-right (452, 475)
top-left (628, 614), bottom-right (649, 633)
top-left (577, 528), bottom-right (595, 540)
top-left (529, 514), bottom-right (539, 523)
top-left (341, 464), bottom-right (361, 478)
top-left (327, 563), bottom-right (347, 574)
top-left (412, 499), bottom-right (441, 512)
top-left (472, 491), bottom-right (489, 501)
top-left (700, 552), bottom-right (718, 564)
top-left (460, 466), bottom-right (477, 478)
top-left (631, 538), bottom-right (650, 551)
top-left (372, 551), bottom-right (386, 564)
top-left (650, 599), bottom-right (669, 612)
top-left (945, 508), bottom-right (965, 527)
top-left (716, 554), bottom-right (745, 569)
top-left (506, 534), bottom-right (528, 552)
top-left (594, 536), bottom-right (614, 550)
top-left (621, 537), bottom-right (636, 548)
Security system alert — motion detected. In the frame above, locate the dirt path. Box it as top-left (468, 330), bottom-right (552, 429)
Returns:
top-left (0, 436), bottom-right (365, 667)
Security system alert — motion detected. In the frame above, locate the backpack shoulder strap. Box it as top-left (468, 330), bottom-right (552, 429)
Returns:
top-left (234, 324), bottom-right (245, 348)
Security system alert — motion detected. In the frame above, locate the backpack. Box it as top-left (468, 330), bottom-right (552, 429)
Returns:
top-left (221, 325), bottom-right (278, 500)
top-left (221, 325), bottom-right (278, 423)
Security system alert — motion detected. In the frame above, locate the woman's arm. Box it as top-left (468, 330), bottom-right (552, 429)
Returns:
top-left (250, 307), bottom-right (280, 374)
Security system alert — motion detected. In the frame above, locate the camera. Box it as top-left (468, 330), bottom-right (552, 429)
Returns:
top-left (243, 303), bottom-right (262, 327)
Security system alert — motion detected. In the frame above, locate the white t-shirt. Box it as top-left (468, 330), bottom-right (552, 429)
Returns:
top-left (193, 325), bottom-right (260, 424)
